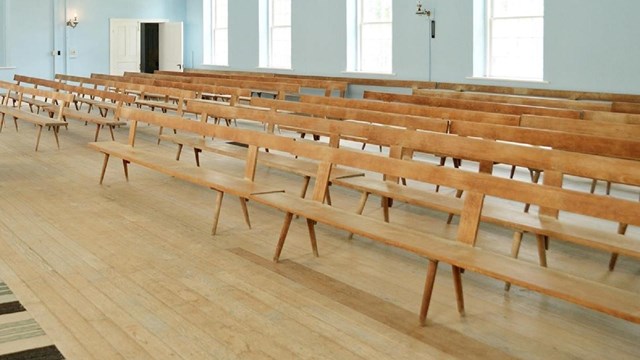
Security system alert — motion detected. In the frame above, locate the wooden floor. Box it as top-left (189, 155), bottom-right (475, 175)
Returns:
top-left (0, 115), bottom-right (638, 359)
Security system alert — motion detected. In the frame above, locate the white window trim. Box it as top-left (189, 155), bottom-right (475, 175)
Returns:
top-left (264, 0), bottom-right (292, 69)
top-left (349, 0), bottom-right (393, 74)
top-left (212, 0), bottom-right (228, 66)
top-left (475, 0), bottom-right (545, 82)
top-left (203, 0), bottom-right (228, 66)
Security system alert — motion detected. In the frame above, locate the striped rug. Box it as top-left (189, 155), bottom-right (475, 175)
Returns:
top-left (0, 282), bottom-right (63, 359)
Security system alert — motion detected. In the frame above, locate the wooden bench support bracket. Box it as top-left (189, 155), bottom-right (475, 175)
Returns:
top-left (273, 212), bottom-right (295, 262)
top-left (211, 190), bottom-right (225, 235)
top-left (420, 259), bottom-right (439, 326)
top-left (306, 219), bottom-right (319, 257)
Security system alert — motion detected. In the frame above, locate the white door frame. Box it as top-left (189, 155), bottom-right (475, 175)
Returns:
top-left (109, 18), bottom-right (168, 75)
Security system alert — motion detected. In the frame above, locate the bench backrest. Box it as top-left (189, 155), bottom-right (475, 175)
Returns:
top-left (520, 115), bottom-right (640, 140)
top-left (364, 91), bottom-right (582, 119)
top-left (412, 88), bottom-right (613, 112)
top-left (434, 83), bottom-right (640, 104)
top-left (299, 95), bottom-right (520, 126)
top-left (15, 75), bottom-right (134, 104)
top-left (249, 98), bottom-right (449, 133)
top-left (449, 120), bottom-right (640, 161)
top-left (190, 77), bottom-right (300, 98)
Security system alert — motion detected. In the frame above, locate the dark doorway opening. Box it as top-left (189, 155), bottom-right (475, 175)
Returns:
top-left (140, 23), bottom-right (159, 73)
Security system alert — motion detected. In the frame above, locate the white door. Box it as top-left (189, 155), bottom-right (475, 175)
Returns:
top-left (109, 19), bottom-right (140, 75)
top-left (159, 22), bottom-right (183, 72)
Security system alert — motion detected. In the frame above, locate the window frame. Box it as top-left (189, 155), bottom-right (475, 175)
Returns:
top-left (350, 0), bottom-right (393, 74)
top-left (203, 0), bottom-right (229, 66)
top-left (266, 0), bottom-right (291, 69)
top-left (484, 0), bottom-right (544, 80)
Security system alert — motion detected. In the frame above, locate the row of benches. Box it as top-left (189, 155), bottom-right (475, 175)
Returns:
top-left (88, 98), bottom-right (640, 325)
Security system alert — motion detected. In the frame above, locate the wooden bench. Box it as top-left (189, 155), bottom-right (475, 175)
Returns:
top-left (298, 94), bottom-right (520, 126)
top-left (364, 90), bottom-right (583, 119)
top-left (88, 107), bottom-right (288, 235)
top-left (13, 75), bottom-right (135, 141)
top-left (157, 70), bottom-right (349, 97)
top-left (161, 100), bottom-right (364, 199)
top-left (412, 88), bottom-right (613, 112)
top-left (91, 106), bottom-right (640, 325)
top-left (0, 81), bottom-right (73, 151)
top-left (249, 97), bottom-right (449, 148)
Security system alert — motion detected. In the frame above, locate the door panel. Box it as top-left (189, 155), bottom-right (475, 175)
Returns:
top-left (158, 22), bottom-right (183, 72)
top-left (110, 19), bottom-right (140, 75)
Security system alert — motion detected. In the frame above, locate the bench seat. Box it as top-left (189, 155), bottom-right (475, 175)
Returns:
top-left (135, 99), bottom-right (179, 113)
top-left (0, 105), bottom-right (67, 151)
top-left (333, 176), bottom-right (640, 264)
top-left (5, 93), bottom-right (50, 112)
top-left (45, 106), bottom-right (124, 141)
top-left (88, 141), bottom-right (285, 234)
top-left (251, 191), bottom-right (640, 324)
top-left (160, 133), bottom-right (363, 180)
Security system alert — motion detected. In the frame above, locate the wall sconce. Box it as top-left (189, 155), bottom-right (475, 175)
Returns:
top-left (66, 15), bottom-right (79, 29)
top-left (416, 1), bottom-right (431, 17)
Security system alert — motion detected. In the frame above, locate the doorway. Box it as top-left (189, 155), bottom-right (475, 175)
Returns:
top-left (140, 23), bottom-right (159, 73)
top-left (109, 19), bottom-right (183, 75)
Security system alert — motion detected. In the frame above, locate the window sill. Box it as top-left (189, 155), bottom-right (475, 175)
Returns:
top-left (342, 70), bottom-right (396, 77)
top-left (202, 64), bottom-right (230, 68)
top-left (466, 76), bottom-right (549, 84)
top-left (0, 66), bottom-right (16, 70)
top-left (257, 67), bottom-right (294, 72)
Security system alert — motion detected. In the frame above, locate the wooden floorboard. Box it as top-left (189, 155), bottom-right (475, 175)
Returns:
top-left (0, 112), bottom-right (638, 359)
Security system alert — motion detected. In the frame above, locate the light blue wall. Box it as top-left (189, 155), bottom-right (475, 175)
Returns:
top-left (185, 0), bottom-right (640, 94)
top-left (66, 0), bottom-right (185, 76)
top-left (2, 1), bottom-right (639, 94)
top-left (0, 0), bottom-right (185, 81)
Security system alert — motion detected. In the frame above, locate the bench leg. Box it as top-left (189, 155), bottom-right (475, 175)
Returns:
top-left (306, 219), bottom-right (319, 257)
top-left (509, 165), bottom-right (516, 179)
top-left (299, 176), bottom-right (311, 199)
top-left (505, 231), bottom-right (524, 291)
top-left (239, 197), bottom-right (251, 229)
top-left (0, 114), bottom-right (5, 132)
top-left (605, 181), bottom-right (612, 195)
top-left (157, 126), bottom-right (164, 145)
top-left (108, 125), bottom-right (115, 141)
top-left (524, 169), bottom-right (541, 213)
top-left (419, 259), bottom-right (439, 326)
top-left (609, 223), bottom-right (629, 271)
top-left (211, 190), bottom-right (225, 235)
top-left (446, 189), bottom-right (465, 225)
top-left (53, 126), bottom-right (60, 149)
top-left (536, 234), bottom-right (548, 268)
top-left (175, 144), bottom-right (184, 161)
top-left (273, 212), bottom-right (294, 262)
top-left (590, 179), bottom-right (597, 194)
top-left (122, 160), bottom-right (130, 181)
top-left (94, 124), bottom-right (102, 142)
top-left (324, 186), bottom-right (332, 206)
top-left (34, 125), bottom-right (43, 152)
top-left (451, 265), bottom-right (465, 315)
top-left (381, 196), bottom-right (390, 223)
top-left (194, 148), bottom-right (202, 167)
top-left (99, 154), bottom-right (110, 185)
top-left (348, 192), bottom-right (370, 240)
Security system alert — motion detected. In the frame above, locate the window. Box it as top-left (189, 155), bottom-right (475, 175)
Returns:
top-left (260, 0), bottom-right (291, 69)
top-left (480, 0), bottom-right (544, 80)
top-left (203, 0), bottom-right (228, 66)
top-left (347, 0), bottom-right (392, 74)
